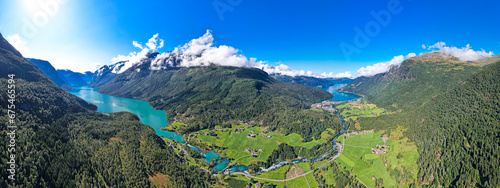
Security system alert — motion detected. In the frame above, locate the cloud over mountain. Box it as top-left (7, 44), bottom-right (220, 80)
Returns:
top-left (111, 33), bottom-right (164, 73)
top-left (423, 42), bottom-right (494, 61)
top-left (356, 53), bottom-right (416, 77)
top-left (148, 30), bottom-right (351, 78)
top-left (6, 34), bottom-right (29, 55)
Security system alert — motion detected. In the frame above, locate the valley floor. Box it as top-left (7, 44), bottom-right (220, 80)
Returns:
top-left (162, 100), bottom-right (420, 188)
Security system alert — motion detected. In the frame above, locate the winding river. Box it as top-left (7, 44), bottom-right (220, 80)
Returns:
top-left (69, 84), bottom-right (359, 173)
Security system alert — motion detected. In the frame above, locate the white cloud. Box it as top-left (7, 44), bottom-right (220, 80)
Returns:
top-left (319, 71), bottom-right (353, 79)
top-left (89, 63), bottom-right (102, 72)
top-left (406, 52), bottom-right (417, 58)
top-left (149, 30), bottom-right (353, 79)
top-left (132, 41), bottom-right (143, 49)
top-left (173, 30), bottom-right (250, 67)
top-left (111, 33), bottom-right (164, 73)
top-left (6, 34), bottom-right (29, 55)
top-left (356, 53), bottom-right (415, 77)
top-left (254, 63), bottom-right (317, 77)
top-left (424, 42), bottom-right (494, 61)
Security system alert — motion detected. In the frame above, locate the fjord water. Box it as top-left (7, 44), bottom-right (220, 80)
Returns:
top-left (69, 86), bottom-right (185, 143)
top-left (323, 84), bottom-right (360, 101)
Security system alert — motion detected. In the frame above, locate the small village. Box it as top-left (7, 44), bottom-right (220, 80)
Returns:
top-left (371, 135), bottom-right (390, 155)
top-left (246, 130), bottom-right (272, 138)
top-left (244, 147), bottom-right (264, 157)
top-left (310, 101), bottom-right (338, 112)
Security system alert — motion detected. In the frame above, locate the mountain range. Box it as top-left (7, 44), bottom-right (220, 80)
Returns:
top-left (90, 53), bottom-right (342, 141)
top-left (56, 69), bottom-right (94, 86)
top-left (27, 58), bottom-right (96, 89)
top-left (270, 74), bottom-right (352, 88)
top-left (27, 58), bottom-right (73, 90)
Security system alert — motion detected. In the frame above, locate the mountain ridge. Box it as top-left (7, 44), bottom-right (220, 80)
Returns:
top-left (27, 58), bottom-right (73, 90)
top-left (339, 53), bottom-right (491, 110)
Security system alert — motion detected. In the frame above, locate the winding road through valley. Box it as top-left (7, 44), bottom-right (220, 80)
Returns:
top-left (230, 143), bottom-right (344, 182)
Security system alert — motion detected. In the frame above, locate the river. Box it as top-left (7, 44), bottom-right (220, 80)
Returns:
top-left (68, 84), bottom-right (359, 173)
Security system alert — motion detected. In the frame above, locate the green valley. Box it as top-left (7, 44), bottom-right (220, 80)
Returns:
top-left (186, 124), bottom-right (336, 166)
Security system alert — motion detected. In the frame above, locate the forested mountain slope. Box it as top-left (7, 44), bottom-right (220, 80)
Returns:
top-left (339, 52), bottom-right (491, 111)
top-left (271, 74), bottom-right (334, 88)
top-left (27, 58), bottom-right (73, 90)
top-left (57, 69), bottom-right (88, 86)
top-left (91, 56), bottom-right (340, 141)
top-left (405, 59), bottom-right (500, 187)
top-left (346, 54), bottom-right (500, 187)
top-left (0, 33), bottom-right (210, 187)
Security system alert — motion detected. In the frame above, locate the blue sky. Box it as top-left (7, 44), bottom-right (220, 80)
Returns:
top-left (0, 0), bottom-right (498, 77)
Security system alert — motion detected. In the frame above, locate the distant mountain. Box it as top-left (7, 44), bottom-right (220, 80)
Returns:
top-left (57, 69), bottom-right (88, 86)
top-left (27, 58), bottom-right (73, 90)
top-left (324, 77), bottom-right (354, 85)
top-left (89, 63), bottom-right (119, 88)
top-left (0, 33), bottom-right (209, 187)
top-left (339, 52), bottom-right (493, 110)
top-left (271, 74), bottom-right (353, 88)
top-left (91, 54), bottom-right (341, 141)
top-left (79, 71), bottom-right (95, 84)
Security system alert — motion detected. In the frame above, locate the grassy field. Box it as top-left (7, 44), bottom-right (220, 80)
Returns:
top-left (335, 131), bottom-right (392, 187)
top-left (189, 125), bottom-right (335, 165)
top-left (286, 176), bottom-right (309, 188)
top-left (383, 128), bottom-right (420, 184)
top-left (161, 121), bottom-right (188, 131)
top-left (296, 162), bottom-right (311, 172)
top-left (312, 160), bottom-right (329, 169)
top-left (336, 99), bottom-right (390, 120)
top-left (230, 175), bottom-right (285, 188)
top-left (335, 129), bottom-right (419, 187)
top-left (305, 173), bottom-right (319, 187)
top-left (310, 108), bottom-right (323, 112)
top-left (256, 165), bottom-right (290, 180)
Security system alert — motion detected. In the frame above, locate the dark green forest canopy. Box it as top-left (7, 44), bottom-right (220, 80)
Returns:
top-left (92, 63), bottom-right (342, 141)
top-left (406, 59), bottom-right (500, 187)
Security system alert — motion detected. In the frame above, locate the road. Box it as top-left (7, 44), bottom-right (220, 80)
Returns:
top-left (230, 144), bottom-right (344, 182)
top-left (179, 145), bottom-right (210, 173)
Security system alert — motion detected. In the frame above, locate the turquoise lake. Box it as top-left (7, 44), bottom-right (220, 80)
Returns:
top-left (69, 86), bottom-right (185, 143)
top-left (323, 84), bottom-right (360, 101)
